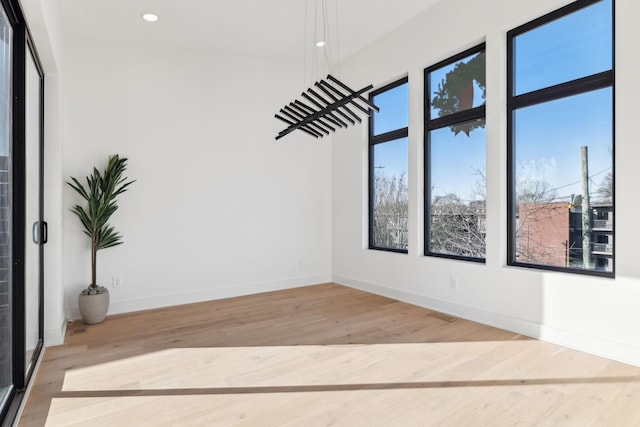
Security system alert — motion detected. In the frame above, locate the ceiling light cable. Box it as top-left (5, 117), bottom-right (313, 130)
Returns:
top-left (273, 0), bottom-right (378, 140)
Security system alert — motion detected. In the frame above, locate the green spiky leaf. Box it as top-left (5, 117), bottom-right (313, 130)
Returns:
top-left (67, 155), bottom-right (135, 287)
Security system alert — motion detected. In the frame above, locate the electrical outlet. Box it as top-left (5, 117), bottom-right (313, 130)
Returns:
top-left (112, 276), bottom-right (121, 288)
top-left (449, 276), bottom-right (459, 289)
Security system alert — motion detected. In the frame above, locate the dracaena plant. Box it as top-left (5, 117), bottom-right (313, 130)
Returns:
top-left (67, 155), bottom-right (135, 290)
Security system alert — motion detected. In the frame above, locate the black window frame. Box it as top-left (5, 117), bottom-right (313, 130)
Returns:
top-left (424, 43), bottom-right (486, 263)
top-left (368, 76), bottom-right (409, 254)
top-left (506, 0), bottom-right (615, 277)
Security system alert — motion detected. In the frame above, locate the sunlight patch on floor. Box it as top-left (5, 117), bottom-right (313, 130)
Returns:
top-left (47, 341), bottom-right (640, 426)
top-left (60, 340), bottom-right (633, 392)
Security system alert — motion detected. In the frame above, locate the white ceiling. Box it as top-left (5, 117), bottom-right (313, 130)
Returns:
top-left (60, 0), bottom-right (441, 61)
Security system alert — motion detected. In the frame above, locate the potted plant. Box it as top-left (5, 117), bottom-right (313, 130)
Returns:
top-left (67, 154), bottom-right (135, 324)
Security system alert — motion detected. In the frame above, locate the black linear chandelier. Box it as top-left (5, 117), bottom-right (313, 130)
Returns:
top-left (274, 0), bottom-right (378, 141)
top-left (275, 75), bottom-right (379, 140)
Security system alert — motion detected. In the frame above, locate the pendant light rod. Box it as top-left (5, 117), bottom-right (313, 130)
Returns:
top-left (314, 82), bottom-right (362, 123)
top-left (326, 74), bottom-right (379, 111)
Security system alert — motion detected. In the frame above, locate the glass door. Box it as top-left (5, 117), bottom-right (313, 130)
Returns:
top-left (0, 1), bottom-right (46, 423)
top-left (24, 37), bottom-right (44, 380)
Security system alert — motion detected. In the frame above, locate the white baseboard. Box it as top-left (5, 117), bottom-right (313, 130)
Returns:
top-left (44, 319), bottom-right (67, 347)
top-left (66, 275), bottom-right (331, 321)
top-left (333, 274), bottom-right (640, 368)
top-left (537, 324), bottom-right (640, 369)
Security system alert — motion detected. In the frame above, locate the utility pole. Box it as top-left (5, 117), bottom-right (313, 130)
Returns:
top-left (581, 146), bottom-right (592, 269)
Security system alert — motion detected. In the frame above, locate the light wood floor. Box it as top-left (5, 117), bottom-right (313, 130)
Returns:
top-left (18, 283), bottom-right (640, 426)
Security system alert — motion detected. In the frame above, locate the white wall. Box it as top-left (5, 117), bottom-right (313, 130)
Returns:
top-left (62, 39), bottom-right (332, 318)
top-left (332, 0), bottom-right (640, 367)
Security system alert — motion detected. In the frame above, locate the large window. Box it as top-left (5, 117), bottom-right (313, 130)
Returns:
top-left (507, 0), bottom-right (614, 276)
top-left (369, 78), bottom-right (409, 252)
top-left (425, 44), bottom-right (486, 261)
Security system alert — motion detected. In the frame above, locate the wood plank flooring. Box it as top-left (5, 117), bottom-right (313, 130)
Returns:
top-left (18, 283), bottom-right (640, 426)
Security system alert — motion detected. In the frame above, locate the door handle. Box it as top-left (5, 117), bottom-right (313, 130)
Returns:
top-left (31, 221), bottom-right (48, 244)
top-left (32, 221), bottom-right (38, 244)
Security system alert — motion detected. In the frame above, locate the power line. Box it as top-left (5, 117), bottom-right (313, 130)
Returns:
top-left (546, 166), bottom-right (611, 193)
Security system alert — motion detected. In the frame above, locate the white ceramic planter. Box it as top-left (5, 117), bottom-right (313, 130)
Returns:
top-left (78, 291), bottom-right (110, 324)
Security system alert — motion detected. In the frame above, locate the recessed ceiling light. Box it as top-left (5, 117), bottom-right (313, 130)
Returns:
top-left (142, 13), bottom-right (159, 22)
top-left (316, 41), bottom-right (326, 47)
